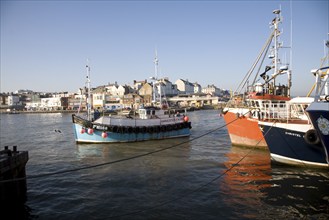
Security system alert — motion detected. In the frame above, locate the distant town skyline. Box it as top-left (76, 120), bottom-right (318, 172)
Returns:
top-left (1, 1), bottom-right (328, 96)
top-left (0, 76), bottom-right (224, 95)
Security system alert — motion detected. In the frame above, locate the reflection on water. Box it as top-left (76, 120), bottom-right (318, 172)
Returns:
top-left (261, 166), bottom-right (329, 219)
top-left (75, 137), bottom-right (192, 160)
top-left (222, 145), bottom-right (329, 219)
top-left (1, 111), bottom-right (328, 219)
top-left (222, 146), bottom-right (272, 219)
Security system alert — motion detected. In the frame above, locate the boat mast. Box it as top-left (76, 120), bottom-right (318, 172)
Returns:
top-left (288, 1), bottom-right (293, 97)
top-left (153, 49), bottom-right (161, 106)
top-left (272, 9), bottom-right (281, 95)
top-left (86, 62), bottom-right (91, 121)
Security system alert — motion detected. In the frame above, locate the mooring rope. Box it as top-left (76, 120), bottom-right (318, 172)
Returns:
top-left (109, 118), bottom-right (270, 219)
top-left (0, 111), bottom-right (252, 184)
top-left (1, 110), bottom-right (271, 218)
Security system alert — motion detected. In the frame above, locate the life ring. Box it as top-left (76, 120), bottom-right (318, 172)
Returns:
top-left (304, 129), bottom-right (321, 145)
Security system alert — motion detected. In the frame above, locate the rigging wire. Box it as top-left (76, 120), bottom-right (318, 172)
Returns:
top-left (1, 111), bottom-right (273, 218)
top-left (224, 30), bottom-right (274, 110)
top-left (251, 36), bottom-right (273, 87)
top-left (233, 30), bottom-right (275, 96)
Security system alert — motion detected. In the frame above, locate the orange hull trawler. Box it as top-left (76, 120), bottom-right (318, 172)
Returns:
top-left (222, 9), bottom-right (292, 149)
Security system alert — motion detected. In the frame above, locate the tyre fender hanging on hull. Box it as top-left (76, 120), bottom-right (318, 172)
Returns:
top-left (304, 129), bottom-right (321, 146)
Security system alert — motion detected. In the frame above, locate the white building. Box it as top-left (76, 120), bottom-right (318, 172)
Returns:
top-left (202, 84), bottom-right (222, 96)
top-left (157, 77), bottom-right (179, 97)
top-left (25, 102), bottom-right (42, 111)
top-left (193, 82), bottom-right (202, 93)
top-left (8, 95), bottom-right (21, 106)
top-left (133, 80), bottom-right (147, 91)
top-left (92, 93), bottom-right (106, 109)
top-left (40, 97), bottom-right (62, 110)
top-left (175, 79), bottom-right (194, 94)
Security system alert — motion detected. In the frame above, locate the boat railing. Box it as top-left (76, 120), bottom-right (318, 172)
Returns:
top-left (254, 103), bottom-right (311, 122)
top-left (250, 106), bottom-right (289, 120)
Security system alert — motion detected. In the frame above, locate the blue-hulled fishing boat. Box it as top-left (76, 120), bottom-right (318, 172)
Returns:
top-left (306, 65), bottom-right (329, 165)
top-left (72, 108), bottom-right (191, 143)
top-left (258, 97), bottom-right (328, 168)
top-left (258, 45), bottom-right (329, 168)
top-left (72, 62), bottom-right (191, 143)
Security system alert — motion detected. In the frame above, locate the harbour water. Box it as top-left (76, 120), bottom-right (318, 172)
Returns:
top-left (1, 110), bottom-right (328, 219)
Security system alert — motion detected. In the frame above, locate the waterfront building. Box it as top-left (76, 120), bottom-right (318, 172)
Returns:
top-left (193, 82), bottom-right (202, 94)
top-left (92, 86), bottom-right (106, 109)
top-left (93, 93), bottom-right (107, 109)
top-left (157, 77), bottom-right (179, 97)
top-left (25, 101), bottom-right (42, 111)
top-left (105, 82), bottom-right (127, 96)
top-left (52, 92), bottom-right (70, 98)
top-left (104, 96), bottom-right (122, 111)
top-left (122, 93), bottom-right (143, 109)
top-left (117, 85), bottom-right (129, 96)
top-left (175, 79), bottom-right (194, 94)
top-left (40, 97), bottom-right (68, 110)
top-left (0, 94), bottom-right (8, 108)
top-left (138, 82), bottom-right (153, 105)
top-left (202, 84), bottom-right (222, 96)
top-left (68, 97), bottom-right (86, 110)
top-left (168, 93), bottom-right (219, 108)
top-left (8, 95), bottom-right (21, 106)
top-left (133, 80), bottom-right (147, 91)
top-left (1, 76), bottom-right (227, 111)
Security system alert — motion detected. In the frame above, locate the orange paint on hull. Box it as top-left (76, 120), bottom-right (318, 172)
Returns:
top-left (223, 111), bottom-right (267, 149)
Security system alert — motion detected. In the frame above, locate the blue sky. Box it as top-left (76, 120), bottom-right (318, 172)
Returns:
top-left (1, 0), bottom-right (328, 96)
